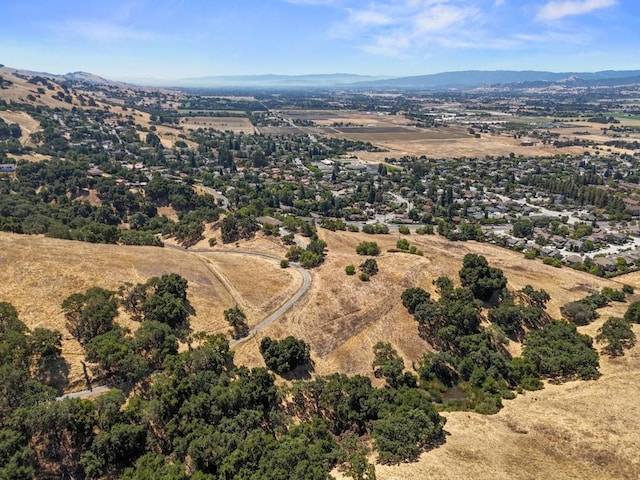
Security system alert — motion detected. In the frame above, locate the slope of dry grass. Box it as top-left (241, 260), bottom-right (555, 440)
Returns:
top-left (363, 339), bottom-right (640, 480)
top-left (2, 229), bottom-right (639, 478)
top-left (0, 232), bottom-right (293, 388)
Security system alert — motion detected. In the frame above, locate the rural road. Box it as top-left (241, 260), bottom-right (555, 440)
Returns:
top-left (56, 246), bottom-right (311, 400)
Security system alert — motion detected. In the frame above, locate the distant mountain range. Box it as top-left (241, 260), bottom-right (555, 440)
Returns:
top-left (15, 66), bottom-right (640, 90)
top-left (170, 73), bottom-right (388, 88)
top-left (138, 69), bottom-right (640, 90)
top-left (352, 70), bottom-right (640, 89)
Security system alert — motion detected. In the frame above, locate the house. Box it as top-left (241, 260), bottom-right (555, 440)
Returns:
top-left (87, 166), bottom-right (104, 177)
top-left (256, 216), bottom-right (283, 228)
top-left (540, 247), bottom-right (562, 259)
top-left (563, 254), bottom-right (584, 265)
top-left (593, 257), bottom-right (617, 272)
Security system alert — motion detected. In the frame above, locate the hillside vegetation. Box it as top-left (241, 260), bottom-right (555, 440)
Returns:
top-left (1, 229), bottom-right (639, 478)
top-left (1, 66), bottom-right (640, 479)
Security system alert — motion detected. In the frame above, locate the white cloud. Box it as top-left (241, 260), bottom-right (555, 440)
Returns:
top-left (536, 0), bottom-right (616, 21)
top-left (287, 0), bottom-right (607, 58)
top-left (50, 20), bottom-right (165, 42)
top-left (325, 1), bottom-right (482, 56)
top-left (348, 8), bottom-right (394, 26)
top-left (413, 4), bottom-right (476, 34)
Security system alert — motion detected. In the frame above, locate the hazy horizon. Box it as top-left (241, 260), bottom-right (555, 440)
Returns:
top-left (2, 0), bottom-right (638, 81)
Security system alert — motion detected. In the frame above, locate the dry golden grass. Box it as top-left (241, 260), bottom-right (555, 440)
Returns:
top-left (180, 116), bottom-right (257, 134)
top-left (311, 234), bottom-right (640, 480)
top-left (348, 133), bottom-right (585, 160)
top-left (360, 338), bottom-right (640, 480)
top-left (0, 232), bottom-right (293, 389)
top-left (232, 229), bottom-right (621, 382)
top-left (0, 67), bottom-right (92, 110)
top-left (2, 224), bottom-right (639, 478)
top-left (0, 110), bottom-right (41, 145)
top-left (7, 152), bottom-right (54, 163)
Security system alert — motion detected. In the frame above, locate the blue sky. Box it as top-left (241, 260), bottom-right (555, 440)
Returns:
top-left (1, 0), bottom-right (637, 80)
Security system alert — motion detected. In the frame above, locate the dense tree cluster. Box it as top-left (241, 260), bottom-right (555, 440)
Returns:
top-left (523, 321), bottom-right (599, 379)
top-left (221, 212), bottom-right (259, 244)
top-left (260, 336), bottom-right (311, 374)
top-left (459, 254), bottom-right (507, 302)
top-left (401, 254), bottom-right (601, 413)
top-left (286, 235), bottom-right (327, 269)
top-left (0, 161), bottom-right (218, 246)
top-left (0, 117), bottom-right (21, 140)
top-left (561, 287), bottom-right (627, 326)
top-left (0, 303), bottom-right (65, 478)
top-left (62, 287), bottom-right (118, 345)
top-left (596, 317), bottom-right (636, 357)
top-left (120, 273), bottom-right (190, 329)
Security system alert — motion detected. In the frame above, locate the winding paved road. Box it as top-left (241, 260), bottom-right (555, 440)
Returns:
top-left (56, 247), bottom-right (311, 400)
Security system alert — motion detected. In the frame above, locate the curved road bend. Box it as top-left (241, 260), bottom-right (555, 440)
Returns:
top-left (56, 247), bottom-right (311, 400)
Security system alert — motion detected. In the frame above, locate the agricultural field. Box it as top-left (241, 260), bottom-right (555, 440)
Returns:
top-left (180, 115), bottom-right (257, 134)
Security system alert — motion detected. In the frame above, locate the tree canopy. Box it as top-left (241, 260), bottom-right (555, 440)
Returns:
top-left (459, 254), bottom-right (507, 302)
top-left (260, 336), bottom-right (311, 375)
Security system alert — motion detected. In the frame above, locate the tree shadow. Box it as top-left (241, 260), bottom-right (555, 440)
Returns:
top-left (37, 357), bottom-right (71, 394)
top-left (186, 299), bottom-right (197, 318)
top-left (280, 361), bottom-right (315, 381)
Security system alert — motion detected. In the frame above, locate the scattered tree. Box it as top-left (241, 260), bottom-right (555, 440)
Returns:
top-left (359, 258), bottom-right (378, 276)
top-left (356, 241), bottom-right (380, 256)
top-left (224, 306), bottom-right (249, 339)
top-left (260, 336), bottom-right (311, 374)
top-left (597, 317), bottom-right (635, 357)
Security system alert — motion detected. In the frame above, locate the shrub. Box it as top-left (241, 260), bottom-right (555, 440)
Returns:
top-left (597, 317), bottom-right (635, 357)
top-left (542, 257), bottom-right (562, 268)
top-left (415, 225), bottom-right (434, 235)
top-left (362, 224), bottom-right (389, 235)
top-left (622, 284), bottom-right (634, 295)
top-left (561, 301), bottom-right (598, 325)
top-left (624, 301), bottom-right (640, 324)
top-left (359, 258), bottom-right (379, 276)
top-left (601, 287), bottom-right (625, 302)
top-left (260, 336), bottom-right (311, 374)
top-left (345, 265), bottom-right (356, 275)
top-left (356, 241), bottom-right (380, 256)
top-left (280, 259), bottom-right (289, 268)
top-left (300, 250), bottom-right (323, 268)
top-left (396, 238), bottom-right (410, 250)
top-left (398, 226), bottom-right (410, 235)
top-left (359, 272), bottom-right (370, 282)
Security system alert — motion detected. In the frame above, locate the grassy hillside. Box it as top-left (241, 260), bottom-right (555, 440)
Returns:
top-left (1, 229), bottom-right (639, 478)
